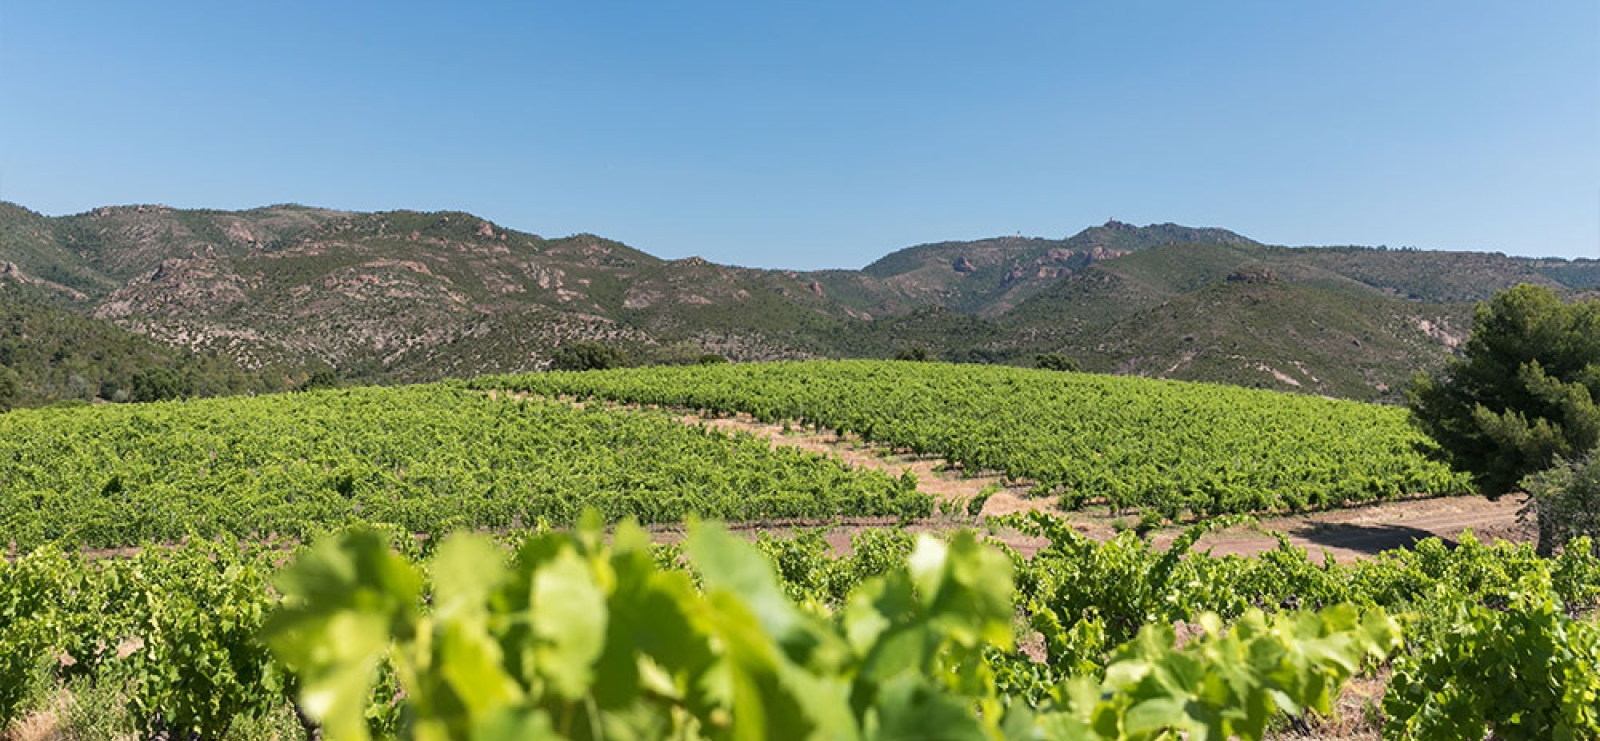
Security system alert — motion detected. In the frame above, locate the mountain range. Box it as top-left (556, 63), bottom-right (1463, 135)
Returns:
top-left (2, 200), bottom-right (1596, 407)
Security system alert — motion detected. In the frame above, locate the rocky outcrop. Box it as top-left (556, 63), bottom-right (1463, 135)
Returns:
top-left (1227, 267), bottom-right (1279, 284)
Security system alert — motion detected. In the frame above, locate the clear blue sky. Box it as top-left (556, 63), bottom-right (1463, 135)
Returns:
top-left (2, 1), bottom-right (1596, 268)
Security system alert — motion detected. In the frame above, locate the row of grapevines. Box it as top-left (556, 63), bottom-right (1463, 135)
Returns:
top-left (1003, 512), bottom-right (1600, 740)
top-left (4, 516), bottom-right (1594, 739)
top-left (0, 385), bottom-right (929, 550)
top-left (733, 514), bottom-right (1600, 740)
top-left (265, 517), bottom-right (1400, 741)
top-left (0, 537), bottom-right (284, 737)
top-left (470, 361), bottom-right (1469, 515)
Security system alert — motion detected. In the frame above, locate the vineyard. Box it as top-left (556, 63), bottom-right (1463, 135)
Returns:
top-left (472, 361), bottom-right (1470, 515)
top-left (0, 362), bottom-right (1590, 739)
top-left (0, 385), bottom-right (927, 551)
top-left (0, 362), bottom-right (1476, 552)
top-left (1, 516), bottom-right (1595, 739)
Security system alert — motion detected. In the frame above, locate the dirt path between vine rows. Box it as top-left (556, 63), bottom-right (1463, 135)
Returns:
top-left (672, 409), bottom-right (1525, 561)
top-left (491, 392), bottom-right (1528, 562)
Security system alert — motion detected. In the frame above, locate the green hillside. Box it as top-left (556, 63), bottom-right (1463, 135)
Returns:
top-left (1062, 282), bottom-right (1471, 400)
top-left (999, 243), bottom-right (1498, 400)
top-left (0, 292), bottom-right (281, 409)
top-left (0, 202), bottom-right (119, 298)
top-left (824, 221), bottom-right (1262, 316)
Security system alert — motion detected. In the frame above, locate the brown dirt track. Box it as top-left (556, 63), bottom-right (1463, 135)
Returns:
top-left (683, 410), bottom-right (1526, 560)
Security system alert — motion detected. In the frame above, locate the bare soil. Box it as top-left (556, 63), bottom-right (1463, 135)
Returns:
top-left (2, 707), bottom-right (57, 741)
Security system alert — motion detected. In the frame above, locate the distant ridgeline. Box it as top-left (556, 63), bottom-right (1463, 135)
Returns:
top-left (2, 200), bottom-right (1596, 406)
